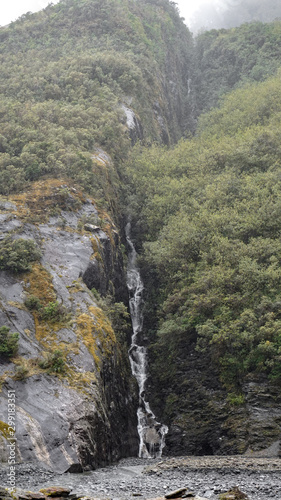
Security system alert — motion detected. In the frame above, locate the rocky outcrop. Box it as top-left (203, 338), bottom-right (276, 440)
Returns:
top-left (121, 104), bottom-right (144, 145)
top-left (147, 337), bottom-right (281, 458)
top-left (0, 178), bottom-right (138, 472)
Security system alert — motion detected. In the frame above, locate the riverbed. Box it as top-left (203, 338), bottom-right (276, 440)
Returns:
top-left (1, 456), bottom-right (281, 499)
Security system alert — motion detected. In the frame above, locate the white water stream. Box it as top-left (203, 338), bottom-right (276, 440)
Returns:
top-left (126, 223), bottom-right (168, 458)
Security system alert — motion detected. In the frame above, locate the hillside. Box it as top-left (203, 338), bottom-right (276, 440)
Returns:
top-left (124, 70), bottom-right (281, 455)
top-left (0, 0), bottom-right (193, 470)
top-left (0, 0), bottom-right (281, 469)
top-left (0, 0), bottom-right (192, 198)
top-left (193, 20), bottom-right (281, 117)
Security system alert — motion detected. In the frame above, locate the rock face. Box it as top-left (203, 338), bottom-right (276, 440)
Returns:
top-left (0, 179), bottom-right (138, 472)
top-left (147, 336), bottom-right (281, 458)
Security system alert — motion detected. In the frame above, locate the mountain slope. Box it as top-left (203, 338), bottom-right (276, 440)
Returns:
top-left (0, 0), bottom-right (193, 198)
top-left (193, 20), bottom-right (281, 117)
top-left (0, 0), bottom-right (192, 470)
top-left (124, 70), bottom-right (281, 456)
top-left (1, 0), bottom-right (281, 466)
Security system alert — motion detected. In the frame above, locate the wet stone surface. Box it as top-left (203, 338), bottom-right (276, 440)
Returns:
top-left (0, 457), bottom-right (281, 500)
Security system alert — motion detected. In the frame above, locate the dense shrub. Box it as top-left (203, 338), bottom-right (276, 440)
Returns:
top-left (39, 350), bottom-right (66, 374)
top-left (0, 326), bottom-right (19, 358)
top-left (0, 237), bottom-right (41, 272)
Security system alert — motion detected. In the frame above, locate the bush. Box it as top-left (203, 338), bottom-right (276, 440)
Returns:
top-left (14, 363), bottom-right (29, 380)
top-left (39, 301), bottom-right (65, 321)
top-left (0, 326), bottom-right (19, 358)
top-left (0, 237), bottom-right (41, 273)
top-left (24, 295), bottom-right (42, 311)
top-left (39, 350), bottom-right (66, 374)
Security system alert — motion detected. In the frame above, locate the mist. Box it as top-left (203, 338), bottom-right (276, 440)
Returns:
top-left (180, 0), bottom-right (281, 33)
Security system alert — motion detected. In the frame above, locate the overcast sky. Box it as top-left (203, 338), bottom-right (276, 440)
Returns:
top-left (0, 0), bottom-right (212, 27)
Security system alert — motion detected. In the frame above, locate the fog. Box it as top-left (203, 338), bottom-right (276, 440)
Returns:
top-left (176, 0), bottom-right (281, 32)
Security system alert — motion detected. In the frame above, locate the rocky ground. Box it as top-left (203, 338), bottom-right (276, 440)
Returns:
top-left (1, 456), bottom-right (281, 499)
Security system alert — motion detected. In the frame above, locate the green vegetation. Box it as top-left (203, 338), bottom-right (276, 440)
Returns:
top-left (194, 20), bottom-right (281, 116)
top-left (0, 237), bottom-right (41, 272)
top-left (0, 0), bottom-right (191, 203)
top-left (91, 288), bottom-right (130, 342)
top-left (124, 70), bottom-right (281, 401)
top-left (25, 296), bottom-right (67, 323)
top-left (14, 362), bottom-right (29, 380)
top-left (40, 301), bottom-right (66, 322)
top-left (39, 350), bottom-right (66, 374)
top-left (24, 294), bottom-right (42, 311)
top-left (0, 326), bottom-right (19, 358)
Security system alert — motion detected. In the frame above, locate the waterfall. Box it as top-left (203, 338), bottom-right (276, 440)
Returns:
top-left (126, 222), bottom-right (168, 458)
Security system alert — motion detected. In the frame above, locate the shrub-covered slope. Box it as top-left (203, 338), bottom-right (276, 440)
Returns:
top-left (0, 0), bottom-right (192, 197)
top-left (193, 20), bottom-right (281, 117)
top-left (124, 70), bottom-right (281, 455)
top-left (0, 0), bottom-right (193, 469)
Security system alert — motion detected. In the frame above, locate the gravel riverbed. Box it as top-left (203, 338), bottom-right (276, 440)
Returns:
top-left (0, 456), bottom-right (281, 499)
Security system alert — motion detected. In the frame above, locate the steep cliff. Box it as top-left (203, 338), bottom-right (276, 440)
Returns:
top-left (0, 177), bottom-right (138, 471)
top-left (125, 70), bottom-right (281, 458)
top-left (0, 0), bottom-right (194, 469)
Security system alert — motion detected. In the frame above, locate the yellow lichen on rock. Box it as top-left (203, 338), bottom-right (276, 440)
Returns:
top-left (25, 263), bottom-right (56, 307)
top-left (76, 305), bottom-right (116, 370)
top-left (0, 421), bottom-right (10, 440)
top-left (89, 305), bottom-right (116, 346)
top-left (90, 236), bottom-right (103, 262)
top-left (11, 178), bottom-right (86, 223)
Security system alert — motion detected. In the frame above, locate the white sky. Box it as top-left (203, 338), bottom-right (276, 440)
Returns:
top-left (176, 0), bottom-right (214, 25)
top-left (0, 0), bottom-right (214, 27)
top-left (0, 0), bottom-right (59, 26)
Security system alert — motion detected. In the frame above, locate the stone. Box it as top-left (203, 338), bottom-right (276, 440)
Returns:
top-left (165, 488), bottom-right (187, 499)
top-left (219, 487), bottom-right (249, 500)
top-left (25, 494), bottom-right (45, 500)
top-left (39, 488), bottom-right (71, 497)
top-left (0, 181), bottom-right (138, 472)
top-left (84, 224), bottom-right (100, 233)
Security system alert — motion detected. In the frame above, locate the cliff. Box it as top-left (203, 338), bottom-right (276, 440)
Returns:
top-left (0, 177), bottom-right (138, 471)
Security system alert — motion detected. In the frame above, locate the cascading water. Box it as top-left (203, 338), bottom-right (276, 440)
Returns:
top-left (126, 222), bottom-right (168, 458)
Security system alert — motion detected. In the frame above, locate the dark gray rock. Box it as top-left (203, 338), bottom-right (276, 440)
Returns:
top-left (0, 188), bottom-right (138, 472)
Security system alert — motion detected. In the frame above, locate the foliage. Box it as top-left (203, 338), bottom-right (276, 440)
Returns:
top-left (0, 237), bottom-right (41, 272)
top-left (24, 294), bottom-right (42, 311)
top-left (193, 20), bottom-right (281, 116)
top-left (39, 301), bottom-right (66, 322)
top-left (25, 292), bottom-right (66, 322)
top-left (0, 326), bottom-right (19, 358)
top-left (0, 0), bottom-right (192, 200)
top-left (123, 70), bottom-right (281, 395)
top-left (39, 350), bottom-right (66, 374)
top-left (13, 363), bottom-right (29, 380)
top-left (91, 289), bottom-right (130, 342)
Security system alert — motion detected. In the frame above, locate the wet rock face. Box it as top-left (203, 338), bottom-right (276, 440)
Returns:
top-left (121, 104), bottom-right (144, 145)
top-left (0, 179), bottom-right (138, 472)
top-left (147, 337), bottom-right (281, 458)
